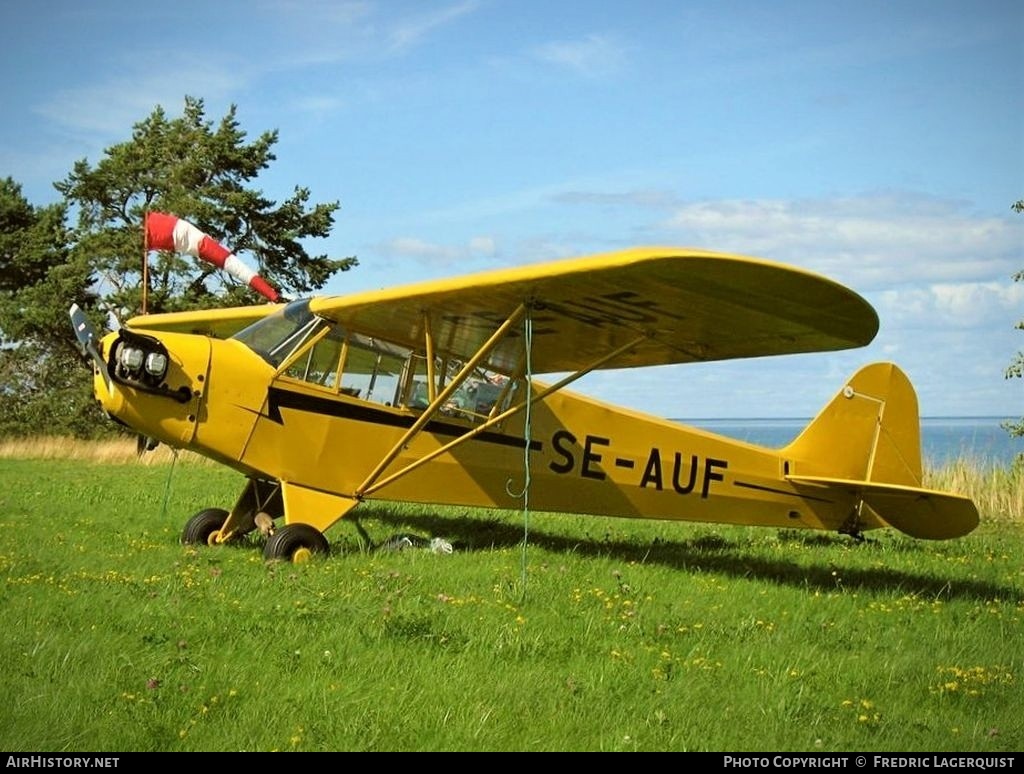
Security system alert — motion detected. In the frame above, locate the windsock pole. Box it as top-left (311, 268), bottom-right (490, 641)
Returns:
top-left (142, 212), bottom-right (150, 314)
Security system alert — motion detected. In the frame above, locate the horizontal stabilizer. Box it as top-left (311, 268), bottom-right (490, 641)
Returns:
top-left (788, 475), bottom-right (979, 540)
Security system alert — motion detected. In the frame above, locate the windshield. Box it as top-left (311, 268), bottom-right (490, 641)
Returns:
top-left (232, 298), bottom-right (320, 367)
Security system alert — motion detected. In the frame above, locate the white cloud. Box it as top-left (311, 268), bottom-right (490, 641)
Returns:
top-left (662, 194), bottom-right (1022, 290)
top-left (35, 0), bottom-right (482, 141)
top-left (263, 0), bottom-right (478, 64)
top-left (468, 235), bottom-right (496, 255)
top-left (376, 235), bottom-right (499, 268)
top-left (552, 188), bottom-right (678, 209)
top-left (388, 0), bottom-right (480, 53)
top-left (878, 281), bottom-right (1024, 329)
top-left (35, 64), bottom-right (245, 137)
top-left (287, 95), bottom-right (347, 118)
top-left (532, 34), bottom-right (627, 77)
top-left (261, 0), bottom-right (371, 23)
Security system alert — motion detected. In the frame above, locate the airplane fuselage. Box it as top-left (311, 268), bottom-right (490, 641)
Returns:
top-left (92, 324), bottom-right (870, 538)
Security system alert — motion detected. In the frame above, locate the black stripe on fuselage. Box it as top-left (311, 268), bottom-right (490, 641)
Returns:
top-left (265, 386), bottom-right (542, 451)
top-left (732, 479), bottom-right (835, 503)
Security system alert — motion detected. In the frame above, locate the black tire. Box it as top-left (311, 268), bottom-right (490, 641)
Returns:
top-left (181, 508), bottom-right (229, 546)
top-left (263, 523), bottom-right (330, 563)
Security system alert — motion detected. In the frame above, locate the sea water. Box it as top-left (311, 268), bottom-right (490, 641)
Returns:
top-left (679, 416), bottom-right (1023, 467)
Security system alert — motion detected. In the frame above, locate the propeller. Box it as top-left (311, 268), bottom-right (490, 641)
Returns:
top-left (69, 303), bottom-right (112, 392)
top-left (71, 304), bottom-right (161, 456)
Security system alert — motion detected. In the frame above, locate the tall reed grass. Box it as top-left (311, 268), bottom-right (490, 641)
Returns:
top-left (924, 456), bottom-right (1022, 524)
top-left (0, 436), bottom-right (211, 466)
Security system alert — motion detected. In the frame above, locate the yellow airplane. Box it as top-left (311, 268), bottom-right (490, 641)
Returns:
top-left (70, 247), bottom-right (979, 562)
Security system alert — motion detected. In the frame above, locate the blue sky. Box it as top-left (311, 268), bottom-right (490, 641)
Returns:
top-left (2, 0), bottom-right (1021, 420)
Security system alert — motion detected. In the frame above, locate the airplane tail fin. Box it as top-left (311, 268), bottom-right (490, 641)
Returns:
top-left (782, 362), bottom-right (978, 539)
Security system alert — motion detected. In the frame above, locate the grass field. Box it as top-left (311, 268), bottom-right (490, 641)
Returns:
top-left (0, 444), bottom-right (1020, 752)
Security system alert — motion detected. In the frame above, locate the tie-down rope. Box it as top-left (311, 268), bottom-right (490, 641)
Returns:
top-left (518, 313), bottom-right (534, 600)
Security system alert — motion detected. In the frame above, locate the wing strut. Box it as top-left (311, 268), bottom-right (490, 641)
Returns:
top-left (423, 311), bottom-right (437, 403)
top-left (356, 329), bottom-right (649, 498)
top-left (355, 303), bottom-right (529, 495)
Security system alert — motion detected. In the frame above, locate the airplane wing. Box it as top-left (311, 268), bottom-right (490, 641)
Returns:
top-left (309, 247), bottom-right (879, 374)
top-left (125, 303), bottom-right (284, 339)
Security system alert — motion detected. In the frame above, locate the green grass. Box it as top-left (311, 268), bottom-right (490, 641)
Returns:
top-left (0, 457), bottom-right (1020, 752)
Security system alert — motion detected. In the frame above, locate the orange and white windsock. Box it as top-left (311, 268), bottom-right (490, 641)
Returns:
top-left (145, 211), bottom-right (280, 302)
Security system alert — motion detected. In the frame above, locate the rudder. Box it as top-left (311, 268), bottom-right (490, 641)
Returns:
top-left (783, 362), bottom-right (923, 486)
top-left (783, 362), bottom-right (978, 539)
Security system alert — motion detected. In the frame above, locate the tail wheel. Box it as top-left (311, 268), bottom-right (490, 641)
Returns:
top-left (264, 524), bottom-right (330, 563)
top-left (181, 508), bottom-right (229, 546)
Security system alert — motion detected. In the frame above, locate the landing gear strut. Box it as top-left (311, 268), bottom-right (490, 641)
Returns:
top-left (181, 508), bottom-right (230, 546)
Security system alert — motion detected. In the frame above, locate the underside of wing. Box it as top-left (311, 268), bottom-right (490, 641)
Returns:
top-left (126, 304), bottom-right (284, 339)
top-left (309, 247), bottom-right (878, 374)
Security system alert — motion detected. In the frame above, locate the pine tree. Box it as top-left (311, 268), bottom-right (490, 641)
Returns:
top-left (1, 97), bottom-right (357, 437)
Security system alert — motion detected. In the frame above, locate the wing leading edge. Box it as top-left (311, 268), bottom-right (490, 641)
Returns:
top-left (125, 303), bottom-right (284, 339)
top-left (309, 247), bottom-right (879, 374)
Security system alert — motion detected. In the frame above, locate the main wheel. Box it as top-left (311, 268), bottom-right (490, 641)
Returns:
top-left (181, 508), bottom-right (229, 546)
top-left (264, 524), bottom-right (330, 563)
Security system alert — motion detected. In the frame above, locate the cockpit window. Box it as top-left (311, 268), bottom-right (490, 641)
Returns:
top-left (234, 299), bottom-right (520, 421)
top-left (442, 370), bottom-right (515, 422)
top-left (283, 324), bottom-right (347, 387)
top-left (232, 299), bottom-right (321, 367)
top-left (338, 337), bottom-right (411, 405)
top-left (409, 361), bottom-right (517, 423)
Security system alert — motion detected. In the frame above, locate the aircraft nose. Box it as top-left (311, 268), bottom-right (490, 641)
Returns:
top-left (96, 329), bottom-right (212, 447)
